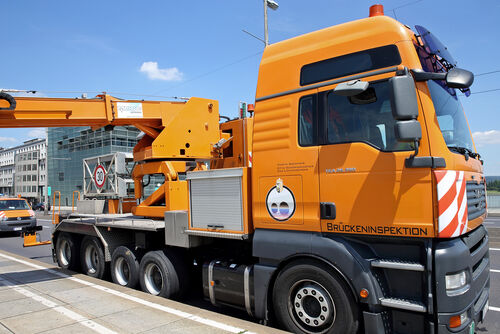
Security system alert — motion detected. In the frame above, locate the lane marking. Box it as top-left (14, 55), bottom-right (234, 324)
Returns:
top-left (0, 276), bottom-right (118, 334)
top-left (490, 269), bottom-right (500, 273)
top-left (0, 253), bottom-right (256, 334)
top-left (490, 306), bottom-right (500, 313)
top-left (490, 248), bottom-right (500, 251)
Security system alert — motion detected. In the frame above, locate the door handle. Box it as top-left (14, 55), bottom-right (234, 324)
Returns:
top-left (320, 202), bottom-right (336, 220)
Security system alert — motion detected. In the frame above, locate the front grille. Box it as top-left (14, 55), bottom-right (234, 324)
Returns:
top-left (462, 225), bottom-right (489, 283)
top-left (6, 216), bottom-right (31, 221)
top-left (6, 222), bottom-right (30, 227)
top-left (466, 181), bottom-right (487, 221)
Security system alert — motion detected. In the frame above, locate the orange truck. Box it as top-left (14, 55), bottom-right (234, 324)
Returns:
top-left (0, 4), bottom-right (488, 334)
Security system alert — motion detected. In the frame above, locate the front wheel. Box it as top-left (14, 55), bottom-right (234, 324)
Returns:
top-left (273, 261), bottom-right (358, 334)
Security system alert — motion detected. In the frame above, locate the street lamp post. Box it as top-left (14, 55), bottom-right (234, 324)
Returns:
top-left (264, 0), bottom-right (279, 46)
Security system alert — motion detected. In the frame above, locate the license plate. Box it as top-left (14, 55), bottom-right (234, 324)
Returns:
top-left (13, 227), bottom-right (21, 231)
top-left (482, 300), bottom-right (489, 321)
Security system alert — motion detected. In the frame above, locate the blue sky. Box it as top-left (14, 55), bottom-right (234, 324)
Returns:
top-left (1, 0), bottom-right (499, 175)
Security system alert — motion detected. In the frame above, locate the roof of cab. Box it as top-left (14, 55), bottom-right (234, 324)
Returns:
top-left (255, 15), bottom-right (415, 99)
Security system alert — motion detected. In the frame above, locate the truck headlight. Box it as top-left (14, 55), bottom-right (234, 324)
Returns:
top-left (445, 271), bottom-right (469, 296)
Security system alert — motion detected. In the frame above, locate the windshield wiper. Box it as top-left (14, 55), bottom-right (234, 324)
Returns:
top-left (448, 146), bottom-right (480, 160)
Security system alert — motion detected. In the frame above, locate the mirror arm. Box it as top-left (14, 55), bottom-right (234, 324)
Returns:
top-left (411, 69), bottom-right (446, 82)
top-left (411, 140), bottom-right (419, 158)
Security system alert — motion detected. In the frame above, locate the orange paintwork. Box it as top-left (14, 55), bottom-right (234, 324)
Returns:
top-left (251, 15), bottom-right (484, 237)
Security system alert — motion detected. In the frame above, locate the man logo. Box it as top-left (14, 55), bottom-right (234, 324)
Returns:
top-left (266, 179), bottom-right (296, 221)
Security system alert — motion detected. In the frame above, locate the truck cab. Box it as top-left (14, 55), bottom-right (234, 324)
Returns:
top-left (251, 8), bottom-right (487, 334)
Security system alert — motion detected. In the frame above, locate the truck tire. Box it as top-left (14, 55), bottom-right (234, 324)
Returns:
top-left (80, 236), bottom-right (107, 279)
top-left (111, 246), bottom-right (140, 288)
top-left (55, 232), bottom-right (79, 271)
top-left (139, 250), bottom-right (181, 298)
top-left (272, 260), bottom-right (358, 334)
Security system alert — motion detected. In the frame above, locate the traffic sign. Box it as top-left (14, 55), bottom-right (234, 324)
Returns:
top-left (94, 165), bottom-right (106, 188)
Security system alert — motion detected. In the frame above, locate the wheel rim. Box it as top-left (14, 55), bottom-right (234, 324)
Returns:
top-left (144, 262), bottom-right (163, 295)
top-left (84, 244), bottom-right (99, 274)
top-left (114, 257), bottom-right (130, 286)
top-left (58, 239), bottom-right (70, 266)
top-left (288, 280), bottom-right (336, 333)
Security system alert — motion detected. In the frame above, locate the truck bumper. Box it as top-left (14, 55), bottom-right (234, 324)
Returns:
top-left (0, 218), bottom-right (37, 232)
top-left (434, 225), bottom-right (490, 333)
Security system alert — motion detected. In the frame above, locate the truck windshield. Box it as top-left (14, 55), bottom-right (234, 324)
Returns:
top-left (416, 40), bottom-right (475, 156)
top-left (0, 200), bottom-right (30, 210)
top-left (427, 80), bottom-right (475, 153)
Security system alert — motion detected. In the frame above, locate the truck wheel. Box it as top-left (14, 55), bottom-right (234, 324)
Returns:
top-left (139, 250), bottom-right (180, 298)
top-left (272, 261), bottom-right (358, 334)
top-left (80, 236), bottom-right (107, 279)
top-left (55, 232), bottom-right (79, 271)
top-left (111, 246), bottom-right (140, 288)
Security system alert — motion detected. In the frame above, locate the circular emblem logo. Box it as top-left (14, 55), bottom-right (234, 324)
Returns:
top-left (266, 185), bottom-right (296, 221)
top-left (94, 165), bottom-right (106, 188)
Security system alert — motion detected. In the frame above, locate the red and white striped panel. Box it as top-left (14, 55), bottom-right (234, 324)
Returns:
top-left (434, 170), bottom-right (468, 238)
top-left (0, 211), bottom-right (5, 218)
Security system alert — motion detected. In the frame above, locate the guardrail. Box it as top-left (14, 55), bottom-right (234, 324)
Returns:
top-left (487, 195), bottom-right (500, 208)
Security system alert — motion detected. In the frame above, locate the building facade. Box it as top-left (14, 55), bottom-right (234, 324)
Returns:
top-left (47, 126), bottom-right (140, 206)
top-left (0, 138), bottom-right (47, 203)
top-left (0, 147), bottom-right (16, 196)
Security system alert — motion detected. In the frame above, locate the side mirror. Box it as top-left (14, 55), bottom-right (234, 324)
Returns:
top-left (411, 68), bottom-right (474, 89)
top-left (333, 80), bottom-right (369, 96)
top-left (446, 68), bottom-right (474, 89)
top-left (395, 120), bottom-right (422, 142)
top-left (389, 74), bottom-right (419, 120)
top-left (389, 74), bottom-right (422, 143)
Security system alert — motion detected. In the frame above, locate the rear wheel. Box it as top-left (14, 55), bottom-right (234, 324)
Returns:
top-left (55, 232), bottom-right (79, 271)
top-left (80, 236), bottom-right (107, 279)
top-left (139, 250), bottom-right (185, 298)
top-left (273, 261), bottom-right (358, 334)
top-left (111, 246), bottom-right (140, 288)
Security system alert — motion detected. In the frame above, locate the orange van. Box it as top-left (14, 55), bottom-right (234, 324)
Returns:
top-left (0, 197), bottom-right (37, 233)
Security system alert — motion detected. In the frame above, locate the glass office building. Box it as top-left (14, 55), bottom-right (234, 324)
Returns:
top-left (47, 126), bottom-right (140, 206)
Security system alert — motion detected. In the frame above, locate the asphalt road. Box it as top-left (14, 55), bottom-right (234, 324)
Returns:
top-left (1, 213), bottom-right (500, 332)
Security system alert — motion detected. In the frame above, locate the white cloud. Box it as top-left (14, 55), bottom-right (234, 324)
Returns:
top-left (140, 61), bottom-right (183, 81)
top-left (27, 128), bottom-right (46, 139)
top-left (472, 130), bottom-right (500, 147)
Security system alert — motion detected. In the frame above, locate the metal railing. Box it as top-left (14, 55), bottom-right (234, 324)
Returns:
top-left (52, 191), bottom-right (61, 225)
top-left (487, 195), bottom-right (500, 208)
top-left (72, 190), bottom-right (81, 212)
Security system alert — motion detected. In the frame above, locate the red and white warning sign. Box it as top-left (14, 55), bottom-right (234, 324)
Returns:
top-left (94, 164), bottom-right (106, 188)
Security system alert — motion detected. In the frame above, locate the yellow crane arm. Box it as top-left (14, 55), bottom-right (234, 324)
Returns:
top-left (0, 92), bottom-right (221, 160)
top-left (0, 92), bottom-right (177, 129)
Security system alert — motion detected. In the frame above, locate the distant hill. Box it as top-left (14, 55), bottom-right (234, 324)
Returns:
top-left (486, 176), bottom-right (500, 182)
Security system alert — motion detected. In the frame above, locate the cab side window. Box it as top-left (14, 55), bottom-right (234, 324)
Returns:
top-left (298, 96), bottom-right (316, 146)
top-left (325, 81), bottom-right (413, 151)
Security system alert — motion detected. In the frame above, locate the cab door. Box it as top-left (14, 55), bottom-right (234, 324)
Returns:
top-left (252, 91), bottom-right (321, 232)
top-left (317, 79), bottom-right (434, 237)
